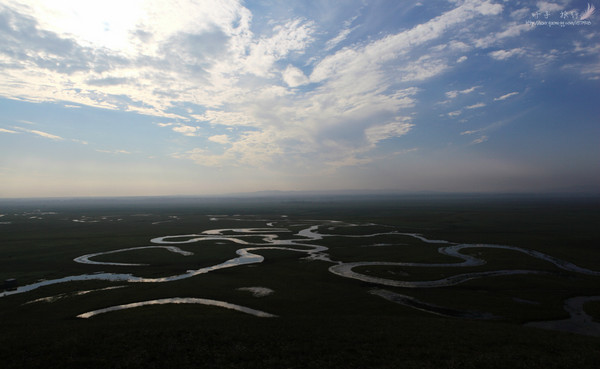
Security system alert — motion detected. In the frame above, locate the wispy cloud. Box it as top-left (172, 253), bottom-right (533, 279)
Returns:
top-left (494, 92), bottom-right (519, 101)
top-left (0, 128), bottom-right (19, 134)
top-left (489, 48), bottom-right (526, 60)
top-left (466, 102), bottom-right (486, 109)
top-left (28, 129), bottom-right (64, 140)
top-left (325, 28), bottom-right (352, 50)
top-left (325, 13), bottom-right (359, 52)
top-left (208, 134), bottom-right (230, 144)
top-left (446, 86), bottom-right (480, 99)
top-left (13, 127), bottom-right (64, 140)
top-left (96, 149), bottom-right (131, 155)
top-left (365, 121), bottom-right (414, 146)
top-left (536, 1), bottom-right (565, 12)
top-left (460, 108), bottom-right (537, 148)
top-left (473, 23), bottom-right (531, 49)
top-left (461, 129), bottom-right (481, 135)
top-left (471, 135), bottom-right (488, 144)
top-left (282, 65), bottom-right (309, 87)
top-left (172, 125), bottom-right (199, 137)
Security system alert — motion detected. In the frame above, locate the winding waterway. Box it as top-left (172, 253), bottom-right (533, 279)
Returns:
top-left (77, 297), bottom-right (277, 318)
top-left (1, 216), bottom-right (598, 336)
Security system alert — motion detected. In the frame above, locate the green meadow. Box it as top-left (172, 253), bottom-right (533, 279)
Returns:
top-left (1, 194), bottom-right (599, 368)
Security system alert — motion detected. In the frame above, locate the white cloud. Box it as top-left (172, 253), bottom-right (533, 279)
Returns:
top-left (365, 121), bottom-right (414, 145)
top-left (96, 149), bottom-right (131, 154)
top-left (282, 65), bottom-right (309, 87)
top-left (0, 0), bottom-right (543, 172)
top-left (0, 0), bottom-right (598, 197)
top-left (325, 27), bottom-right (353, 51)
top-left (0, 0), bottom-right (496, 137)
top-left (561, 60), bottom-right (600, 79)
top-left (208, 134), bottom-right (230, 144)
top-left (536, 1), bottom-right (565, 12)
top-left (495, 23), bottom-right (531, 39)
top-left (192, 110), bottom-right (257, 127)
top-left (471, 135), bottom-right (488, 144)
top-left (0, 128), bottom-right (19, 134)
top-left (8, 0), bottom-right (252, 55)
top-left (494, 91), bottom-right (519, 101)
top-left (399, 57), bottom-right (448, 82)
top-left (172, 124), bottom-right (199, 136)
top-left (489, 48), bottom-right (526, 60)
top-left (446, 85), bottom-right (480, 99)
top-left (573, 41), bottom-right (600, 55)
top-left (466, 102), bottom-right (485, 109)
top-left (14, 127), bottom-right (64, 140)
top-left (449, 41), bottom-right (471, 51)
top-left (0, 0), bottom-right (255, 116)
top-left (175, 129), bottom-right (285, 167)
top-left (311, 0), bottom-right (501, 85)
top-left (510, 8), bottom-right (530, 19)
top-left (243, 19), bottom-right (315, 77)
top-left (461, 86), bottom-right (480, 94)
top-left (473, 23), bottom-right (531, 48)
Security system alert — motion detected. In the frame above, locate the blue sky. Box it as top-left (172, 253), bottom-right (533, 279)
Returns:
top-left (0, 0), bottom-right (599, 197)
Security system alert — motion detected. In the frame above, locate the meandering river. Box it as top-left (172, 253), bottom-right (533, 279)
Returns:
top-left (1, 216), bottom-right (598, 336)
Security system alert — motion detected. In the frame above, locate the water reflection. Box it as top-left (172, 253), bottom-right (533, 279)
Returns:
top-left (24, 285), bottom-right (127, 305)
top-left (524, 296), bottom-right (600, 337)
top-left (77, 297), bottom-right (277, 318)
top-left (370, 289), bottom-right (496, 319)
top-left (74, 246), bottom-right (193, 266)
top-left (330, 236), bottom-right (600, 289)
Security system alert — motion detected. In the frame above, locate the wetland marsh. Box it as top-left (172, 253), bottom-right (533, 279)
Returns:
top-left (1, 195), bottom-right (599, 368)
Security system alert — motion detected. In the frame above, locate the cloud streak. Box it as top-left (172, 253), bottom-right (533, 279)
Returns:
top-left (446, 86), bottom-right (480, 99)
top-left (13, 127), bottom-right (64, 140)
top-left (466, 102), bottom-right (486, 109)
top-left (489, 48), bottom-right (526, 60)
top-left (494, 92), bottom-right (519, 101)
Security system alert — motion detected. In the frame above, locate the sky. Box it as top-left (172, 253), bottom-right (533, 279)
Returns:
top-left (0, 0), bottom-right (599, 197)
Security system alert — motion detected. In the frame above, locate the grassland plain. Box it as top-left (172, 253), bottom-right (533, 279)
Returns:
top-left (0, 194), bottom-right (599, 368)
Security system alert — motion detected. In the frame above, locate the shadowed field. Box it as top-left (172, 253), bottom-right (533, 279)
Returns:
top-left (1, 194), bottom-right (599, 368)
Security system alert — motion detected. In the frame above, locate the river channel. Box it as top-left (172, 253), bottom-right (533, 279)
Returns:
top-left (1, 216), bottom-right (598, 336)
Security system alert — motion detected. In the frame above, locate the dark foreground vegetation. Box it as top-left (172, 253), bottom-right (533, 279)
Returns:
top-left (1, 193), bottom-right (599, 368)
